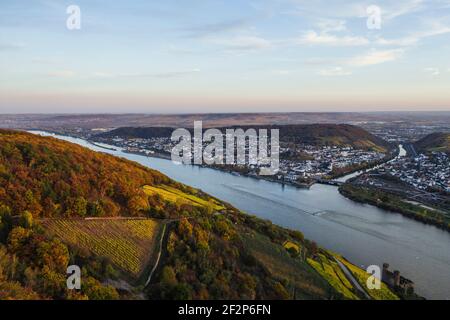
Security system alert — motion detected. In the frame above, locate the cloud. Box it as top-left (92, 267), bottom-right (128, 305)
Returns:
top-left (376, 22), bottom-right (450, 46)
top-left (304, 57), bottom-right (336, 65)
top-left (0, 43), bottom-right (25, 51)
top-left (423, 67), bottom-right (440, 76)
top-left (375, 36), bottom-right (418, 47)
top-left (91, 72), bottom-right (115, 78)
top-left (32, 58), bottom-right (60, 65)
top-left (318, 67), bottom-right (352, 76)
top-left (208, 36), bottom-right (272, 51)
top-left (347, 49), bottom-right (404, 66)
top-left (152, 69), bottom-right (201, 78)
top-left (165, 45), bottom-right (196, 55)
top-left (297, 30), bottom-right (369, 46)
top-left (316, 19), bottom-right (347, 33)
top-left (90, 69), bottom-right (201, 79)
top-left (47, 70), bottom-right (76, 78)
top-left (272, 70), bottom-right (292, 75)
top-left (285, 0), bottom-right (424, 20)
top-left (383, 0), bottom-right (424, 21)
top-left (181, 19), bottom-right (249, 38)
top-left (284, 0), bottom-right (366, 18)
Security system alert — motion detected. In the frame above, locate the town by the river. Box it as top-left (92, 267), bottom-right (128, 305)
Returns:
top-left (32, 131), bottom-right (450, 300)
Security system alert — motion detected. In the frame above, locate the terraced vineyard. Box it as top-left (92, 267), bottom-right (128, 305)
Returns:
top-left (242, 231), bottom-right (333, 299)
top-left (41, 218), bottom-right (163, 276)
top-left (308, 253), bottom-right (359, 300)
top-left (143, 184), bottom-right (225, 211)
top-left (337, 257), bottom-right (399, 300)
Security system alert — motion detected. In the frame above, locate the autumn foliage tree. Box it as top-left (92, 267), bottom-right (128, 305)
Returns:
top-left (0, 129), bottom-right (178, 219)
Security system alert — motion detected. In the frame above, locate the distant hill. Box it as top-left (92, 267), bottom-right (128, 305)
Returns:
top-left (1, 129), bottom-right (395, 300)
top-left (97, 126), bottom-right (175, 139)
top-left (3, 112), bottom-right (450, 130)
top-left (97, 124), bottom-right (392, 153)
top-left (262, 124), bottom-right (391, 152)
top-left (414, 132), bottom-right (450, 154)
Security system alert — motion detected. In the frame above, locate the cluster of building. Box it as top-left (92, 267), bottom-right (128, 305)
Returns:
top-left (110, 137), bottom-right (175, 156)
top-left (97, 135), bottom-right (386, 183)
top-left (278, 145), bottom-right (385, 181)
top-left (360, 121), bottom-right (450, 143)
top-left (381, 151), bottom-right (450, 193)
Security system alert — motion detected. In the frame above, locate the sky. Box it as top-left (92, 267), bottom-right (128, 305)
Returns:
top-left (1, 0), bottom-right (450, 113)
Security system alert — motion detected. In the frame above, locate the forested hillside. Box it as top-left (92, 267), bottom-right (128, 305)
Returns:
top-left (414, 132), bottom-right (450, 154)
top-left (97, 124), bottom-right (392, 153)
top-left (0, 129), bottom-right (224, 299)
top-left (0, 130), bottom-right (397, 300)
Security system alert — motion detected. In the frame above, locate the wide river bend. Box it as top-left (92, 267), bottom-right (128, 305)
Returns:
top-left (31, 132), bottom-right (450, 299)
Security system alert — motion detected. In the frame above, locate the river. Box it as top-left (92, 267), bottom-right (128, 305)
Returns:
top-left (336, 144), bottom-right (408, 182)
top-left (31, 132), bottom-right (450, 299)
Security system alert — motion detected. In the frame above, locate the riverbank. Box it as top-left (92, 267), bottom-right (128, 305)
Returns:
top-left (60, 135), bottom-right (450, 234)
top-left (329, 148), bottom-right (398, 181)
top-left (339, 183), bottom-right (450, 232)
top-left (28, 131), bottom-right (450, 299)
top-left (118, 148), bottom-right (316, 188)
top-left (117, 148), bottom-right (393, 190)
top-left (87, 140), bottom-right (118, 151)
top-left (88, 135), bottom-right (399, 190)
top-left (122, 149), bottom-right (172, 160)
top-left (204, 164), bottom-right (317, 189)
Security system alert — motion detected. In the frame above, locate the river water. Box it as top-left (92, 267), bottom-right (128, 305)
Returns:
top-left (31, 132), bottom-right (450, 299)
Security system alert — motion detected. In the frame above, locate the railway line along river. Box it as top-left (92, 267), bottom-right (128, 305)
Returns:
top-left (32, 131), bottom-right (450, 299)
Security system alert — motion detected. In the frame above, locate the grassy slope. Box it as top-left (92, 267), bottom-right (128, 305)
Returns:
top-left (241, 231), bottom-right (334, 299)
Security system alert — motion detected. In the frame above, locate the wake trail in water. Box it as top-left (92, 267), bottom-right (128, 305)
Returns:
top-left (222, 183), bottom-right (322, 216)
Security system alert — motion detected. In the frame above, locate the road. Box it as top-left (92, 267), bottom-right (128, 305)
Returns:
top-left (403, 143), bottom-right (418, 157)
top-left (334, 257), bottom-right (371, 300)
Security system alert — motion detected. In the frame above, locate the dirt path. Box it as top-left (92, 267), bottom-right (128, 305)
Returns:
top-left (145, 223), bottom-right (167, 287)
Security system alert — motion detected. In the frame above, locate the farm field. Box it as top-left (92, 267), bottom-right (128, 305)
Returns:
top-left (40, 218), bottom-right (163, 277)
top-left (143, 184), bottom-right (225, 211)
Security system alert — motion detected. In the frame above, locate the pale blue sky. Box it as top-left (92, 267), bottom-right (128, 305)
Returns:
top-left (1, 0), bottom-right (450, 113)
